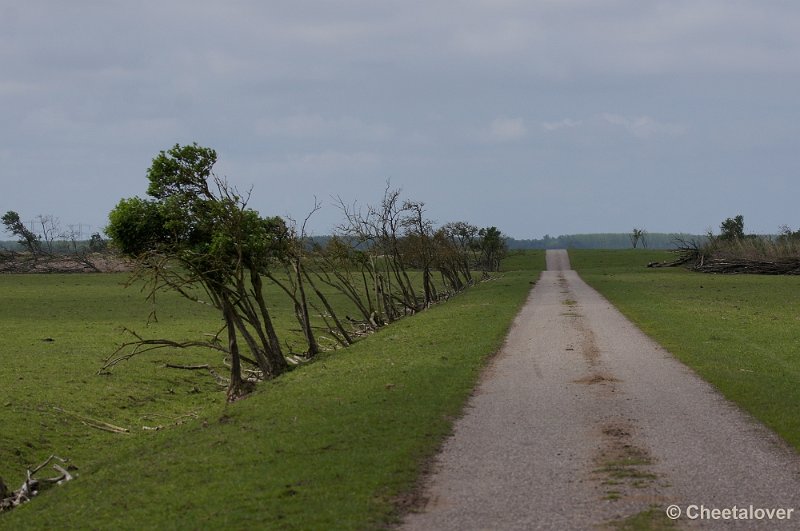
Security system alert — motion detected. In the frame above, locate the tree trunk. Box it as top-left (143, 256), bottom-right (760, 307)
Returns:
top-left (303, 269), bottom-right (353, 345)
top-left (250, 271), bottom-right (288, 377)
top-left (222, 296), bottom-right (245, 400)
top-left (294, 259), bottom-right (319, 356)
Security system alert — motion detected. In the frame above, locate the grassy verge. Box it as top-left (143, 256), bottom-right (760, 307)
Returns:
top-left (571, 249), bottom-right (800, 451)
top-left (1, 251), bottom-right (543, 529)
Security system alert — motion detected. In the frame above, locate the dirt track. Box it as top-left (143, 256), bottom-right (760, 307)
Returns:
top-left (401, 250), bottom-right (800, 529)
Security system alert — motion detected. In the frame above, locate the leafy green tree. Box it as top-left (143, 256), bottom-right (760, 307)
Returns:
top-left (477, 226), bottom-right (507, 272)
top-left (719, 215), bottom-right (745, 241)
top-left (106, 143), bottom-right (289, 400)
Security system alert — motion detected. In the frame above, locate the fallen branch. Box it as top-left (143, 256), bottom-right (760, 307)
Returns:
top-left (140, 410), bottom-right (199, 427)
top-left (1, 455), bottom-right (74, 513)
top-left (53, 406), bottom-right (129, 434)
top-left (99, 327), bottom-right (227, 374)
top-left (165, 362), bottom-right (229, 387)
top-left (165, 363), bottom-right (210, 370)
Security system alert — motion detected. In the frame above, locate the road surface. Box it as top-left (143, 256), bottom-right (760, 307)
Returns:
top-left (401, 249), bottom-right (800, 529)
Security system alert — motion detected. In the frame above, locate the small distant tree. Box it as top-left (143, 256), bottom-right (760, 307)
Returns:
top-left (629, 227), bottom-right (648, 249)
top-left (719, 215), bottom-right (745, 241)
top-left (36, 215), bottom-right (60, 253)
top-left (1, 211), bottom-right (40, 254)
top-left (88, 232), bottom-right (108, 252)
top-left (477, 226), bottom-right (507, 272)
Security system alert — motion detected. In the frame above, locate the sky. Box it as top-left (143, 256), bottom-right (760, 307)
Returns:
top-left (2, 1), bottom-right (799, 240)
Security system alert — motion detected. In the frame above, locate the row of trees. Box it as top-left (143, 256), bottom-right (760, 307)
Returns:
top-left (105, 143), bottom-right (508, 399)
top-left (1, 212), bottom-right (108, 273)
top-left (1, 212), bottom-right (107, 254)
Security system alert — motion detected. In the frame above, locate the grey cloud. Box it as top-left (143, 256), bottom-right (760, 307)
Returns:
top-left (469, 117), bottom-right (528, 143)
top-left (599, 114), bottom-right (687, 139)
top-left (541, 119), bottom-right (582, 132)
top-left (2, 1), bottom-right (799, 238)
top-left (255, 114), bottom-right (393, 142)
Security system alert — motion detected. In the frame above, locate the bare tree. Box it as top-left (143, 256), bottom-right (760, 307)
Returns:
top-left (629, 227), bottom-right (648, 249)
top-left (266, 203), bottom-right (321, 358)
top-left (36, 215), bottom-right (60, 254)
top-left (401, 200), bottom-right (437, 307)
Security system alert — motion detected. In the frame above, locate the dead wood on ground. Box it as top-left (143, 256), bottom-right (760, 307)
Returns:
top-left (0, 455), bottom-right (74, 513)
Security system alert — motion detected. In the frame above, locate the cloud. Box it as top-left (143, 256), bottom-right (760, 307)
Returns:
top-left (541, 118), bottom-right (582, 132)
top-left (267, 150), bottom-right (381, 175)
top-left (2, 1), bottom-right (799, 239)
top-left (483, 117), bottom-right (527, 142)
top-left (600, 113), bottom-right (686, 138)
top-left (255, 114), bottom-right (392, 141)
top-left (540, 115), bottom-right (685, 139)
top-left (449, 19), bottom-right (538, 57)
top-left (434, 1), bottom-right (800, 78)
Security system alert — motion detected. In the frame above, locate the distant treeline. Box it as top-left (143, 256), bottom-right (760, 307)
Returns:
top-left (1, 233), bottom-right (706, 252)
top-left (506, 233), bottom-right (706, 250)
top-left (0, 239), bottom-right (99, 253)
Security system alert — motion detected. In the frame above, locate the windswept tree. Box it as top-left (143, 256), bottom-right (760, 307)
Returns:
top-left (400, 200), bottom-right (437, 307)
top-left (2, 211), bottom-right (40, 254)
top-left (335, 184), bottom-right (423, 320)
top-left (435, 221), bottom-right (479, 291)
top-left (106, 143), bottom-right (289, 400)
top-left (265, 205), bottom-right (323, 358)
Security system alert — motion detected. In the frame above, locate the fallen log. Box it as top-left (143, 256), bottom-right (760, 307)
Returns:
top-left (690, 257), bottom-right (800, 275)
top-left (646, 247), bottom-right (800, 275)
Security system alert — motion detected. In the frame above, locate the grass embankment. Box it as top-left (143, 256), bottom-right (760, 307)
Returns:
top-left (0, 251), bottom-right (543, 529)
top-left (571, 249), bottom-right (800, 451)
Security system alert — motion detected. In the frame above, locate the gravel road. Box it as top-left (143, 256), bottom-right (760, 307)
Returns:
top-left (401, 249), bottom-right (800, 529)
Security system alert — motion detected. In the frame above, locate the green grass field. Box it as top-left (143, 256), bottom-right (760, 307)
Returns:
top-left (0, 252), bottom-right (543, 529)
top-left (571, 249), bottom-right (800, 451)
top-left (8, 248), bottom-right (798, 528)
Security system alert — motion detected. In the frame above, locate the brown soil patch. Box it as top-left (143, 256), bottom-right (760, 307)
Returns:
top-left (573, 372), bottom-right (619, 385)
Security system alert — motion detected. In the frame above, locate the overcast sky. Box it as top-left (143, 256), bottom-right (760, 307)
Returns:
top-left (2, 1), bottom-right (799, 239)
